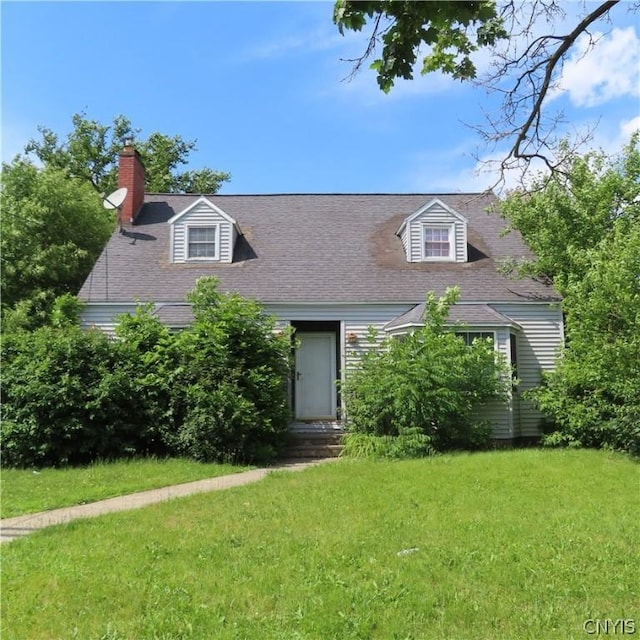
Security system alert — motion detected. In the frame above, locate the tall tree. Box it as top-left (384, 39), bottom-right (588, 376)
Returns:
top-left (0, 159), bottom-right (113, 330)
top-left (2, 114), bottom-right (232, 330)
top-left (498, 137), bottom-right (639, 292)
top-left (500, 137), bottom-right (640, 454)
top-left (25, 112), bottom-right (231, 195)
top-left (334, 1), bottom-right (634, 182)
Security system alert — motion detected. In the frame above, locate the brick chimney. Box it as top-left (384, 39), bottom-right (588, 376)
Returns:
top-left (118, 141), bottom-right (145, 224)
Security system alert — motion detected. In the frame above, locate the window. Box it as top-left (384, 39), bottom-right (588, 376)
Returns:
top-left (187, 226), bottom-right (217, 259)
top-left (423, 225), bottom-right (454, 260)
top-left (510, 333), bottom-right (518, 391)
top-left (456, 331), bottom-right (494, 346)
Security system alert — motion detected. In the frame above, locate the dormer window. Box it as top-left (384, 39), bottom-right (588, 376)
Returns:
top-left (168, 196), bottom-right (241, 264)
top-left (396, 198), bottom-right (469, 263)
top-left (423, 224), bottom-right (454, 260)
top-left (187, 226), bottom-right (218, 260)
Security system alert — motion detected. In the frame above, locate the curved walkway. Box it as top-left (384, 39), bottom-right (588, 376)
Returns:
top-left (0, 459), bottom-right (332, 544)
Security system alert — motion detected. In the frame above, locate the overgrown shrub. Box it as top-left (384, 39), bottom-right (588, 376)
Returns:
top-left (500, 138), bottom-right (640, 457)
top-left (0, 326), bottom-right (160, 467)
top-left (342, 288), bottom-right (510, 454)
top-left (113, 305), bottom-right (181, 455)
top-left (1, 278), bottom-right (292, 467)
top-left (173, 278), bottom-right (292, 463)
top-left (530, 223), bottom-right (640, 457)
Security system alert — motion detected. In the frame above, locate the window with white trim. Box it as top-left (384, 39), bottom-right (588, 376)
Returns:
top-left (187, 226), bottom-right (218, 259)
top-left (456, 331), bottom-right (495, 347)
top-left (423, 224), bottom-right (454, 260)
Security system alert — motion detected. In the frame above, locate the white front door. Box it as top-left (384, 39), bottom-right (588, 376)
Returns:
top-left (295, 332), bottom-right (337, 420)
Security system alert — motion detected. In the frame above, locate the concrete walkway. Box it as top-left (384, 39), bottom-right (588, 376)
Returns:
top-left (0, 459), bottom-right (331, 544)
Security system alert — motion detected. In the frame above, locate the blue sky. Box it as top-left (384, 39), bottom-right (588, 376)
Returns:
top-left (2, 1), bottom-right (639, 194)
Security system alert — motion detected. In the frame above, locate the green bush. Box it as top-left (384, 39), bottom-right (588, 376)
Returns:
top-left (530, 222), bottom-right (640, 457)
top-left (1, 278), bottom-right (293, 468)
top-left (172, 278), bottom-right (292, 463)
top-left (0, 326), bottom-right (159, 467)
top-left (342, 288), bottom-right (510, 453)
top-left (500, 138), bottom-right (640, 457)
top-left (114, 305), bottom-right (181, 455)
top-left (341, 427), bottom-right (435, 460)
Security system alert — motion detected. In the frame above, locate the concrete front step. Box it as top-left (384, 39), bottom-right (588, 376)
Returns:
top-left (292, 434), bottom-right (344, 446)
top-left (286, 424), bottom-right (345, 458)
top-left (289, 421), bottom-right (344, 433)
top-left (286, 444), bottom-right (343, 458)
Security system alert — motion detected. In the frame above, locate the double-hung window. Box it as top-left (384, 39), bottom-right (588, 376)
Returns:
top-left (187, 226), bottom-right (218, 259)
top-left (423, 224), bottom-right (454, 260)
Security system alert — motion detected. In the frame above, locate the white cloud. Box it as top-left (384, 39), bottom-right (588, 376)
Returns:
top-left (405, 141), bottom-right (501, 194)
top-left (242, 26), bottom-right (345, 61)
top-left (585, 114), bottom-right (640, 157)
top-left (620, 115), bottom-right (640, 140)
top-left (552, 27), bottom-right (640, 107)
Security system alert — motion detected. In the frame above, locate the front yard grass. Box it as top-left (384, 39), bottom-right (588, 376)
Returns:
top-left (2, 449), bottom-right (638, 639)
top-left (1, 457), bottom-right (249, 518)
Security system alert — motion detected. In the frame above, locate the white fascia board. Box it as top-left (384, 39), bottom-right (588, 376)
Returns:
top-left (258, 299), bottom-right (558, 307)
top-left (396, 198), bottom-right (469, 235)
top-left (447, 320), bottom-right (522, 331)
top-left (168, 196), bottom-right (240, 231)
top-left (384, 322), bottom-right (422, 334)
top-left (387, 320), bottom-right (521, 333)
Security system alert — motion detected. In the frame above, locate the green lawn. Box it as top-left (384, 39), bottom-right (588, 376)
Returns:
top-left (2, 449), bottom-right (638, 639)
top-left (1, 458), bottom-right (249, 518)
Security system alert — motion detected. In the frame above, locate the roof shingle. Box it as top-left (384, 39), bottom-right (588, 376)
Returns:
top-left (79, 193), bottom-right (559, 304)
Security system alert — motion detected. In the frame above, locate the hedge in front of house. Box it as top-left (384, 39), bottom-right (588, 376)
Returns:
top-left (1, 277), bottom-right (292, 468)
top-left (0, 325), bottom-right (163, 467)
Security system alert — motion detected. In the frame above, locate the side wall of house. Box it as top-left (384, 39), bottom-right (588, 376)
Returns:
top-left (492, 303), bottom-right (564, 438)
top-left (171, 201), bottom-right (235, 263)
top-left (81, 301), bottom-right (561, 440)
top-left (81, 304), bottom-right (140, 335)
top-left (470, 326), bottom-right (514, 440)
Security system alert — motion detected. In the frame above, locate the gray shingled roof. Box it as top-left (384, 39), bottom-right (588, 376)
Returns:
top-left (79, 193), bottom-right (559, 304)
top-left (384, 303), bottom-right (521, 331)
top-left (152, 303), bottom-right (194, 327)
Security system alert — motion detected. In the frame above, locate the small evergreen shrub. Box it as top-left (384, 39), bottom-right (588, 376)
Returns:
top-left (342, 288), bottom-right (510, 454)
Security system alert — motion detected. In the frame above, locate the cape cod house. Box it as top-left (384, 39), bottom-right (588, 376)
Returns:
top-left (79, 145), bottom-right (563, 445)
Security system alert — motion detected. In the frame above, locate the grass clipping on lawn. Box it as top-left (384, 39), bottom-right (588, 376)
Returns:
top-left (2, 449), bottom-right (638, 639)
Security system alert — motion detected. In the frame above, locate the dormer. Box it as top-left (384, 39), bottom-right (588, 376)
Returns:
top-left (168, 197), bottom-right (241, 264)
top-left (396, 199), bottom-right (468, 263)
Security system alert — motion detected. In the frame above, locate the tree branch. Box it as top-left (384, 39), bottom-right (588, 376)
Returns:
top-left (510, 0), bottom-right (619, 163)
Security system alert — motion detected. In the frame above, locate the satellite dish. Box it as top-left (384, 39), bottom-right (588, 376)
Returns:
top-left (103, 187), bottom-right (128, 210)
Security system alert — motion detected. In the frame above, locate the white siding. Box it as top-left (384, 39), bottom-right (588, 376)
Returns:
top-left (171, 201), bottom-right (235, 263)
top-left (80, 300), bottom-right (560, 441)
top-left (343, 320), bottom-right (388, 372)
top-left (405, 201), bottom-right (468, 263)
top-left (399, 226), bottom-right (409, 256)
top-left (80, 303), bottom-right (140, 336)
top-left (492, 303), bottom-right (564, 437)
top-left (473, 326), bottom-right (514, 439)
top-left (262, 304), bottom-right (410, 325)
